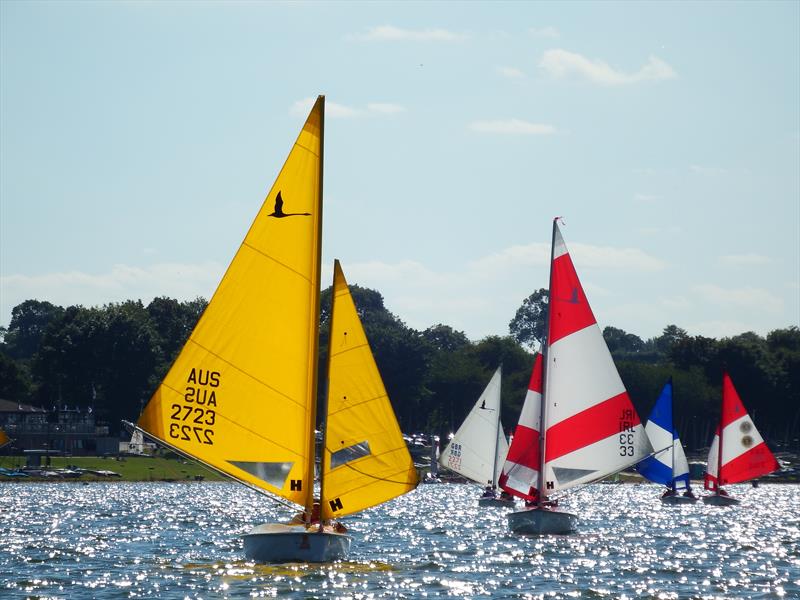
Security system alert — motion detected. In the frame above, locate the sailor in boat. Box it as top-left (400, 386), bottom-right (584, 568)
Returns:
top-left (481, 484), bottom-right (497, 499)
top-left (661, 487), bottom-right (676, 499)
top-left (288, 500), bottom-right (348, 534)
top-left (683, 489), bottom-right (696, 499)
top-left (499, 490), bottom-right (514, 502)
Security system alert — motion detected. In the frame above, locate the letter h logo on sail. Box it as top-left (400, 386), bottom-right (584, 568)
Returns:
top-left (329, 497), bottom-right (343, 512)
top-left (290, 479), bottom-right (302, 491)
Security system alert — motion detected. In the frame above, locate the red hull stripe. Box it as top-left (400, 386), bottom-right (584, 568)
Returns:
top-left (720, 442), bottom-right (779, 484)
top-left (545, 391), bottom-right (639, 462)
top-left (548, 252), bottom-right (597, 345)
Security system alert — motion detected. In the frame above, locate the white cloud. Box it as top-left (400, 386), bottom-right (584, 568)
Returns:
top-left (634, 193), bottom-right (660, 203)
top-left (497, 66), bottom-right (525, 79)
top-left (692, 284), bottom-right (783, 314)
top-left (539, 49), bottom-right (677, 85)
top-left (365, 103), bottom-right (406, 115)
top-left (686, 319), bottom-right (759, 339)
top-left (470, 241), bottom-right (666, 273)
top-left (1, 262), bottom-right (224, 325)
top-left (690, 165), bottom-right (728, 175)
top-left (346, 25), bottom-right (466, 42)
top-left (529, 26), bottom-right (560, 39)
top-left (469, 119), bottom-right (557, 135)
top-left (719, 253), bottom-right (771, 266)
top-left (290, 98), bottom-right (406, 119)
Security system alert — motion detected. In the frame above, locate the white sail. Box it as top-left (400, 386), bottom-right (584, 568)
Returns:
top-left (440, 366), bottom-right (507, 486)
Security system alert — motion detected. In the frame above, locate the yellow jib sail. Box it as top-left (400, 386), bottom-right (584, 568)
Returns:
top-left (320, 260), bottom-right (418, 520)
top-left (137, 96), bottom-right (324, 509)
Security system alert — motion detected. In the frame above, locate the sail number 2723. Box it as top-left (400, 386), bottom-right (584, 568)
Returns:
top-left (168, 368), bottom-right (219, 445)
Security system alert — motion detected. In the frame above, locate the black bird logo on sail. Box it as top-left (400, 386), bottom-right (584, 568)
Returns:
top-left (268, 191), bottom-right (311, 218)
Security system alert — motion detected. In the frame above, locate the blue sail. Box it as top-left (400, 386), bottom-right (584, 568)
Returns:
top-left (637, 380), bottom-right (674, 486)
top-left (638, 379), bottom-right (692, 491)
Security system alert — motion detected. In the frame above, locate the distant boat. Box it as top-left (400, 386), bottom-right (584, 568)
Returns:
top-left (501, 219), bottom-right (653, 534)
top-left (703, 371), bottom-right (779, 506)
top-left (0, 429), bottom-right (10, 450)
top-left (125, 96), bottom-right (417, 562)
top-left (638, 379), bottom-right (697, 504)
top-left (421, 434), bottom-right (443, 484)
top-left (439, 366), bottom-right (513, 507)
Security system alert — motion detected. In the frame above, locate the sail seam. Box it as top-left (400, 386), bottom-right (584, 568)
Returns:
top-left (182, 338), bottom-right (306, 410)
top-left (241, 242), bottom-right (314, 284)
top-left (326, 394), bottom-right (386, 418)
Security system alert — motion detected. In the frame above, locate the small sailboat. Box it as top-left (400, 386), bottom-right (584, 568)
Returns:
top-left (0, 429), bottom-right (10, 450)
top-left (125, 96), bottom-right (417, 562)
top-left (502, 219), bottom-right (653, 534)
top-left (638, 378), bottom-right (697, 504)
top-left (439, 366), bottom-right (514, 507)
top-left (421, 434), bottom-right (443, 484)
top-left (702, 371), bottom-right (778, 506)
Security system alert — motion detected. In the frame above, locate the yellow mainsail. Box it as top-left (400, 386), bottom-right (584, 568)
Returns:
top-left (320, 260), bottom-right (418, 520)
top-left (137, 96), bottom-right (324, 509)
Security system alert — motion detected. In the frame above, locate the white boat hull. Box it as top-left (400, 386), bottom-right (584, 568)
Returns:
top-left (661, 494), bottom-right (698, 505)
top-left (507, 507), bottom-right (577, 534)
top-left (243, 523), bottom-right (351, 563)
top-left (478, 496), bottom-right (515, 508)
top-left (702, 493), bottom-right (740, 506)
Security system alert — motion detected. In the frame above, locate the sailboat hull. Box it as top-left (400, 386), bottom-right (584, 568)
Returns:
top-left (702, 493), bottom-right (740, 506)
top-left (507, 507), bottom-right (577, 534)
top-left (478, 496), bottom-right (515, 508)
top-left (661, 494), bottom-right (698, 505)
top-left (243, 523), bottom-right (351, 563)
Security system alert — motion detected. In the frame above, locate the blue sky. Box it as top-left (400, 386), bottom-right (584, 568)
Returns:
top-left (1, 1), bottom-right (798, 342)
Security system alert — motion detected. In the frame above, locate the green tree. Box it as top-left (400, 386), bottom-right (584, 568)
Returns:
top-left (509, 288), bottom-right (548, 349)
top-left (3, 300), bottom-right (65, 360)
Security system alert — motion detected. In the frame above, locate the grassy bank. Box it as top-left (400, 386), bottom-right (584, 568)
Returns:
top-left (0, 455), bottom-right (226, 482)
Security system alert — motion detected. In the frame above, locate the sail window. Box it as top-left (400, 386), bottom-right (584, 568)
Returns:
top-left (330, 441), bottom-right (371, 469)
top-left (228, 460), bottom-right (293, 489)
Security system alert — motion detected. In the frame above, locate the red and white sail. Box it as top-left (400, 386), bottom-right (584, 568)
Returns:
top-left (704, 371), bottom-right (778, 490)
top-left (499, 353), bottom-right (543, 501)
top-left (541, 221), bottom-right (653, 494)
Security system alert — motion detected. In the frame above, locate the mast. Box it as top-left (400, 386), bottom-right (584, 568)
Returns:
top-left (537, 217), bottom-right (558, 505)
top-left (716, 370), bottom-right (724, 495)
top-left (492, 364), bottom-right (503, 487)
top-left (304, 95), bottom-right (325, 515)
top-left (669, 377), bottom-right (676, 493)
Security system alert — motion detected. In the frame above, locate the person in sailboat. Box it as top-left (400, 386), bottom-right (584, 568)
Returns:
top-left (481, 484), bottom-right (496, 499)
top-left (288, 500), bottom-right (348, 533)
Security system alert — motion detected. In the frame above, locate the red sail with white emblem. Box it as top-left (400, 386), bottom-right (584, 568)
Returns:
top-left (704, 371), bottom-right (778, 490)
top-left (541, 221), bottom-right (653, 494)
top-left (499, 353), bottom-right (543, 501)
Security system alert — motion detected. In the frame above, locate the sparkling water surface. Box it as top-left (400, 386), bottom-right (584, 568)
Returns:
top-left (1, 482), bottom-right (797, 599)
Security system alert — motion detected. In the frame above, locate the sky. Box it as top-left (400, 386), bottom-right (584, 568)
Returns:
top-left (1, 1), bottom-right (798, 343)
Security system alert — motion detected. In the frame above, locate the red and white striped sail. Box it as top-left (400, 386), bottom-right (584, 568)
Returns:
top-left (704, 372), bottom-right (778, 490)
top-left (499, 353), bottom-right (543, 501)
top-left (541, 222), bottom-right (653, 494)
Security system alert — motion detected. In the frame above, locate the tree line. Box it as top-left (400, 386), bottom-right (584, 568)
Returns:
top-left (1, 290), bottom-right (798, 453)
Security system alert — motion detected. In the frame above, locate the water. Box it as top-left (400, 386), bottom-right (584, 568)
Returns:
top-left (0, 482), bottom-right (797, 599)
